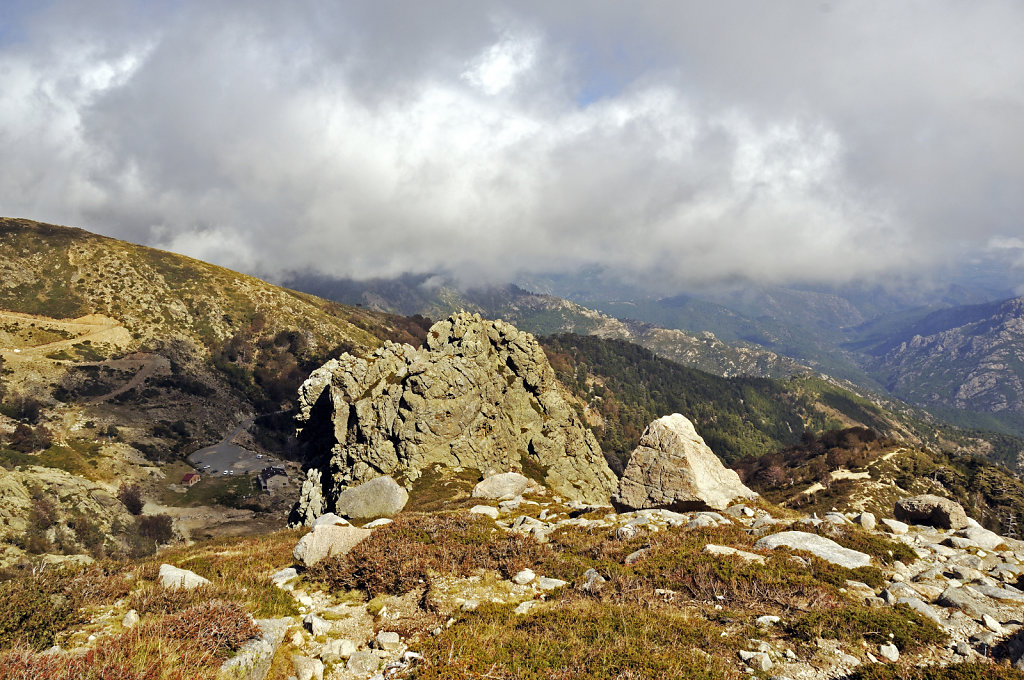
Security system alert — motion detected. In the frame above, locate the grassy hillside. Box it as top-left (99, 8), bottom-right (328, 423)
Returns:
top-left (0, 218), bottom-right (433, 564)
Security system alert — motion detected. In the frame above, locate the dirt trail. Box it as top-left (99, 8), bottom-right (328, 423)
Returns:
top-left (0, 310), bottom-right (131, 358)
top-left (85, 353), bottom-right (170, 403)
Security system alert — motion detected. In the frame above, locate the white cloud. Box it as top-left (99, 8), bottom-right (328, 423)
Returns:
top-left (461, 33), bottom-right (539, 96)
top-left (0, 1), bottom-right (1023, 294)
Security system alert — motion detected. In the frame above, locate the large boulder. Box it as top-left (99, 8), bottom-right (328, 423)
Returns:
top-left (895, 495), bottom-right (969, 530)
top-left (293, 313), bottom-right (617, 522)
top-left (158, 564), bottom-right (211, 590)
top-left (293, 525), bottom-right (371, 568)
top-left (334, 476), bottom-right (408, 519)
top-left (612, 414), bottom-right (757, 511)
top-left (472, 472), bottom-right (531, 500)
top-left (754, 531), bottom-right (872, 569)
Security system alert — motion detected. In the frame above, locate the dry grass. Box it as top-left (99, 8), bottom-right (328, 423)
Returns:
top-left (0, 600), bottom-right (258, 680)
top-left (413, 597), bottom-right (742, 680)
top-left (132, 528), bottom-right (304, 617)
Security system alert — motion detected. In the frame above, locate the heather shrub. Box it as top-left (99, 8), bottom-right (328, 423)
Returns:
top-left (149, 600), bottom-right (259, 656)
top-left (848, 664), bottom-right (1024, 680)
top-left (788, 603), bottom-right (946, 651)
top-left (137, 514), bottom-right (173, 544)
top-left (308, 514), bottom-right (553, 597)
top-left (117, 483), bottom-right (143, 515)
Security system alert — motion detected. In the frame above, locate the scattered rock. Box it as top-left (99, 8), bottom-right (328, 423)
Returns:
top-left (514, 600), bottom-right (538, 615)
top-left (937, 585), bottom-right (998, 620)
top-left (294, 468), bottom-right (327, 527)
top-left (754, 531), bottom-right (872, 569)
top-left (756, 615), bottom-right (781, 627)
top-left (703, 544), bottom-right (766, 564)
top-left (470, 505), bottom-right (499, 519)
top-left (311, 512), bottom-right (350, 528)
top-left (880, 518), bottom-right (909, 535)
top-left (293, 525), bottom-right (371, 568)
top-left (335, 476), bottom-right (408, 519)
top-left (960, 525), bottom-right (1005, 551)
top-left (221, 617), bottom-right (291, 680)
top-left (320, 638), bottom-right (357, 661)
top-left (122, 609), bottom-right (139, 629)
top-left (983, 613), bottom-right (1004, 633)
top-left (686, 514), bottom-right (719, 529)
top-left (374, 631), bottom-right (403, 651)
top-left (292, 655), bottom-right (325, 680)
top-left (158, 564), bottom-right (210, 590)
top-left (513, 568), bottom-right (536, 585)
top-left (879, 644), bottom-right (899, 662)
top-left (613, 414), bottom-right (757, 511)
top-left (624, 548), bottom-right (650, 565)
top-left (270, 567), bottom-right (298, 588)
top-left (536, 577), bottom-right (568, 590)
top-left (473, 473), bottom-right (531, 501)
top-left (738, 650), bottom-right (773, 671)
top-left (364, 518), bottom-right (393, 529)
top-left (825, 512), bottom-right (853, 525)
top-left (857, 512), bottom-right (877, 531)
top-left (895, 495), bottom-right (969, 530)
top-left (347, 650), bottom-right (380, 675)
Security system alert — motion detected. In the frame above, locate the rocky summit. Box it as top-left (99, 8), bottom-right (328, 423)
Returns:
top-left (613, 413), bottom-right (758, 511)
top-left (293, 313), bottom-right (617, 523)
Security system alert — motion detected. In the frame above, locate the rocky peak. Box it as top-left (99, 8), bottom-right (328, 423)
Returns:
top-left (293, 313), bottom-right (617, 523)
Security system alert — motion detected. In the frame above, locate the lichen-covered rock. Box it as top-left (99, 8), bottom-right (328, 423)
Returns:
top-left (472, 472), bottom-right (531, 500)
top-left (293, 469), bottom-right (326, 527)
top-left (158, 564), bottom-right (211, 590)
top-left (754, 531), bottom-right (872, 569)
top-left (334, 476), bottom-right (408, 519)
top-left (294, 313), bottom-right (616, 520)
top-left (895, 495), bottom-right (969, 530)
top-left (613, 414), bottom-right (757, 511)
top-left (0, 465), bottom-right (137, 566)
top-left (293, 524), bottom-right (371, 567)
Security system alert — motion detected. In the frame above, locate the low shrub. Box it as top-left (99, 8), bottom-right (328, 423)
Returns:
top-left (148, 600), bottom-right (259, 656)
top-left (137, 514), bottom-right (173, 544)
top-left (788, 603), bottom-right (946, 651)
top-left (308, 514), bottom-right (553, 598)
top-left (814, 524), bottom-right (919, 566)
top-left (0, 572), bottom-right (83, 650)
top-left (117, 483), bottom-right (144, 515)
top-left (848, 663), bottom-right (1024, 680)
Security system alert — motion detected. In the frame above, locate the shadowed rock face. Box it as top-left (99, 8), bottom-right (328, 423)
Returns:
top-left (613, 413), bottom-right (757, 512)
top-left (293, 313), bottom-right (617, 520)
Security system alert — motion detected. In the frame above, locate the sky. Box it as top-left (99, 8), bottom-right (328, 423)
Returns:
top-left (2, 1), bottom-right (1024, 293)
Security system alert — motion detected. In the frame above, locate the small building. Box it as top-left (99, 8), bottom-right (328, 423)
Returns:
top-left (182, 472), bottom-right (201, 487)
top-left (259, 466), bottom-right (287, 491)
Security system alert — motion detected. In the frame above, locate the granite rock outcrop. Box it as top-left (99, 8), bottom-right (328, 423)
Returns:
top-left (294, 313), bottom-right (617, 521)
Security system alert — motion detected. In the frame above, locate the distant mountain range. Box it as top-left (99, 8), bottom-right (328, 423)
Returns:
top-left (285, 271), bottom-right (1024, 439)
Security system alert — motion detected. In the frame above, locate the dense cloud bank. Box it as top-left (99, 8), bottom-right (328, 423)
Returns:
top-left (2, 1), bottom-right (1023, 289)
